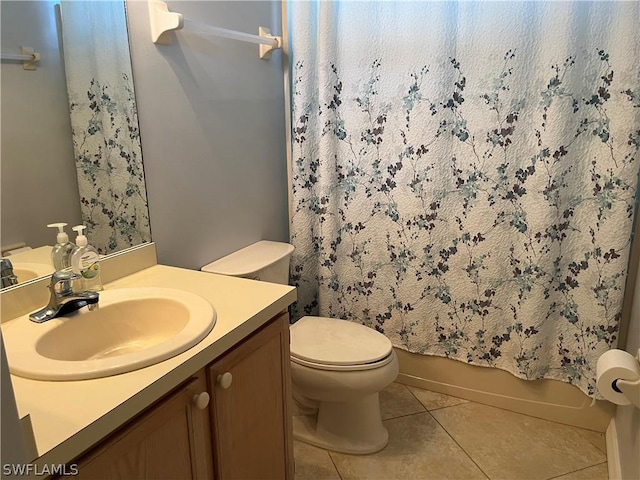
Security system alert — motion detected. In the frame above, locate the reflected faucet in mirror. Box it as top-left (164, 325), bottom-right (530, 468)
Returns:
top-left (0, 258), bottom-right (19, 288)
top-left (0, 246), bottom-right (56, 289)
top-left (29, 271), bottom-right (99, 323)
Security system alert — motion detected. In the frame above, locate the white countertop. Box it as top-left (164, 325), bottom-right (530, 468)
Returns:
top-left (5, 264), bottom-right (296, 467)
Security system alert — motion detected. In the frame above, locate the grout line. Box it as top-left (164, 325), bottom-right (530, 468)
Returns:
top-left (428, 409), bottom-right (492, 480)
top-left (383, 410), bottom-right (432, 422)
top-left (584, 434), bottom-right (607, 455)
top-left (402, 384), bottom-right (490, 478)
top-left (426, 401), bottom-right (471, 412)
top-left (327, 451), bottom-right (344, 480)
top-left (379, 383), bottom-right (426, 421)
top-left (403, 382), bottom-right (469, 413)
top-left (427, 402), bottom-right (469, 412)
top-left (403, 382), bottom-right (431, 412)
top-left (545, 461), bottom-right (608, 480)
top-left (382, 410), bottom-right (429, 422)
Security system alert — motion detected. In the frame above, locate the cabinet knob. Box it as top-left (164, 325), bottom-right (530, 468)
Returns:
top-left (217, 372), bottom-right (233, 389)
top-left (193, 392), bottom-right (210, 409)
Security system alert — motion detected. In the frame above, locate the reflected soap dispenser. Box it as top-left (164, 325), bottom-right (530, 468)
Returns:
top-left (70, 225), bottom-right (103, 292)
top-left (48, 223), bottom-right (75, 270)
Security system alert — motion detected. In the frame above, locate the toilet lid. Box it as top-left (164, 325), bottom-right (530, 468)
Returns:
top-left (290, 316), bottom-right (393, 366)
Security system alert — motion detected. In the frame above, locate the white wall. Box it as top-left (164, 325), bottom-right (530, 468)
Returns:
top-left (614, 256), bottom-right (640, 480)
top-left (126, 0), bottom-right (289, 270)
top-left (0, 1), bottom-right (82, 250)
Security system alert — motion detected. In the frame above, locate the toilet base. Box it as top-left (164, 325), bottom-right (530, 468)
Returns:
top-left (292, 393), bottom-right (389, 454)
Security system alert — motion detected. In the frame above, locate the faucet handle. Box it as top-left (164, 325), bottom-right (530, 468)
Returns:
top-left (50, 270), bottom-right (81, 295)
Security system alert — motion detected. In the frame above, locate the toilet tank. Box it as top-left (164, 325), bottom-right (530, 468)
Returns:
top-left (201, 241), bottom-right (294, 285)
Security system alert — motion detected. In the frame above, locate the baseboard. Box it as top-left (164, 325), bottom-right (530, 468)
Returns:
top-left (395, 349), bottom-right (615, 432)
top-left (606, 418), bottom-right (622, 480)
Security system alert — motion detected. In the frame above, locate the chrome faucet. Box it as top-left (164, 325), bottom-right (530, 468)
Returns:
top-left (1, 258), bottom-right (18, 288)
top-left (29, 271), bottom-right (99, 323)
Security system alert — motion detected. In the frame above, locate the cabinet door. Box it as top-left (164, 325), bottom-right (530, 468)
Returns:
top-left (72, 371), bottom-right (214, 480)
top-left (208, 313), bottom-right (293, 480)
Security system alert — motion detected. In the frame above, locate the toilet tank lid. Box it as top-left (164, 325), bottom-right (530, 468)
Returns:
top-left (201, 241), bottom-right (294, 277)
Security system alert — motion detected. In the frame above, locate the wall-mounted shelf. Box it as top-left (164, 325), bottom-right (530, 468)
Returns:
top-left (148, 0), bottom-right (281, 60)
top-left (0, 46), bottom-right (40, 70)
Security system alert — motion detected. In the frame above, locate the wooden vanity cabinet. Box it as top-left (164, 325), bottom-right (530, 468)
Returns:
top-left (64, 313), bottom-right (293, 480)
top-left (208, 313), bottom-right (294, 480)
top-left (71, 371), bottom-right (213, 479)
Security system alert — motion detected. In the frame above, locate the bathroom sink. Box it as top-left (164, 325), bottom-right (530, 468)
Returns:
top-left (12, 262), bottom-right (55, 283)
top-left (2, 287), bottom-right (216, 380)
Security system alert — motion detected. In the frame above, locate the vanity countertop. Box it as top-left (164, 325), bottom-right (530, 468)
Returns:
top-left (5, 264), bottom-right (296, 467)
top-left (4, 245), bottom-right (54, 265)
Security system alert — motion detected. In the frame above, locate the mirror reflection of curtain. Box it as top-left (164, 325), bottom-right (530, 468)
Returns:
top-left (60, 1), bottom-right (150, 254)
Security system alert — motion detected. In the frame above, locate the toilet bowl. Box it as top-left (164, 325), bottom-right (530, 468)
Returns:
top-left (290, 316), bottom-right (399, 453)
top-left (201, 241), bottom-right (399, 454)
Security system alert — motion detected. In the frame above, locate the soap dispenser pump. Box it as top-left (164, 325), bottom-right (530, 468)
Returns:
top-left (48, 222), bottom-right (75, 270)
top-left (70, 225), bottom-right (103, 291)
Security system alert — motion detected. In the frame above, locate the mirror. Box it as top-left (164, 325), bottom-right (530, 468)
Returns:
top-left (0, 0), bottom-right (151, 286)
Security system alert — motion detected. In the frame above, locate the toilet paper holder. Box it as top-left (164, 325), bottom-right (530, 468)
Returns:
top-left (610, 349), bottom-right (640, 408)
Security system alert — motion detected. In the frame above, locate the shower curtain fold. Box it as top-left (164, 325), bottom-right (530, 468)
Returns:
top-left (288, 1), bottom-right (640, 396)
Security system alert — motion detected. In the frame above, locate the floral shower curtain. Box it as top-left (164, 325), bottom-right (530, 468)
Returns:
top-left (60, 1), bottom-right (150, 254)
top-left (289, 1), bottom-right (640, 396)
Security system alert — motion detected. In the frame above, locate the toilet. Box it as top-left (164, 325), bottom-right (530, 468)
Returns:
top-left (202, 241), bottom-right (399, 454)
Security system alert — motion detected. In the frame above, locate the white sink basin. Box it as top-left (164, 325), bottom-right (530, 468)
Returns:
top-left (2, 287), bottom-right (216, 380)
top-left (12, 262), bottom-right (55, 283)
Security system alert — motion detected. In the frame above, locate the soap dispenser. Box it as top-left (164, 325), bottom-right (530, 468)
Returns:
top-left (70, 225), bottom-right (103, 292)
top-left (48, 223), bottom-right (75, 270)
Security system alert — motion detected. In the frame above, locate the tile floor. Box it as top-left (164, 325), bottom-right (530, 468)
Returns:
top-left (294, 383), bottom-right (608, 480)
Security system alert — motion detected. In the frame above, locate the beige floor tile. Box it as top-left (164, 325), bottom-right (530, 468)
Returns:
top-left (380, 383), bottom-right (426, 420)
top-left (551, 462), bottom-right (609, 480)
top-left (294, 440), bottom-right (341, 480)
top-left (407, 385), bottom-right (469, 411)
top-left (329, 412), bottom-right (488, 480)
top-left (431, 403), bottom-right (606, 480)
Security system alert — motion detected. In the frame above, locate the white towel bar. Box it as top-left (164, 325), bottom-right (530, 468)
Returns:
top-left (148, 1), bottom-right (281, 59)
top-left (0, 47), bottom-right (40, 70)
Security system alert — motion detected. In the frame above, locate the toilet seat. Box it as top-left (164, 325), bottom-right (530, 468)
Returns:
top-left (290, 316), bottom-right (393, 372)
top-left (291, 352), bottom-right (396, 371)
